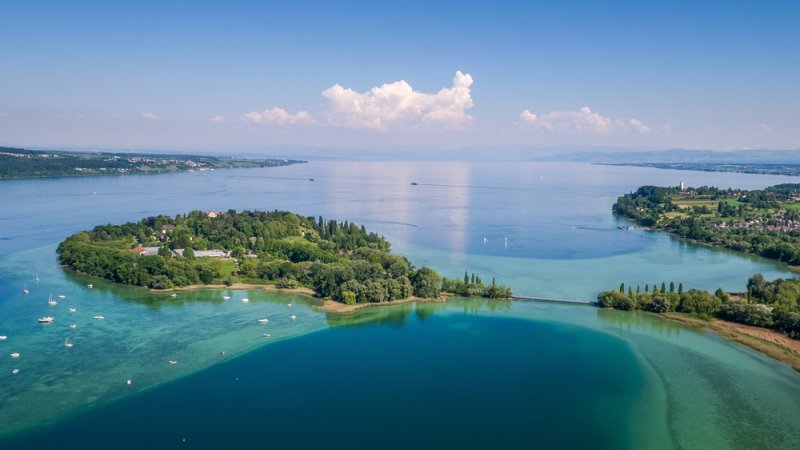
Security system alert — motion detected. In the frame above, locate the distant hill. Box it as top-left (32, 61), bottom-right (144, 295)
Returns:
top-left (534, 149), bottom-right (800, 164)
top-left (0, 147), bottom-right (304, 179)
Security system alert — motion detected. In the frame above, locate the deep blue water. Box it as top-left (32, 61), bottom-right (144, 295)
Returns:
top-left (2, 311), bottom-right (644, 450)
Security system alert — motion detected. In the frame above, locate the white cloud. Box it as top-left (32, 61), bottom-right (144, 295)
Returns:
top-left (321, 71), bottom-right (475, 130)
top-left (241, 107), bottom-right (314, 125)
top-left (0, 111), bottom-right (10, 118)
top-left (520, 106), bottom-right (656, 134)
top-left (758, 123), bottom-right (772, 133)
top-left (209, 115), bottom-right (226, 123)
top-left (141, 112), bottom-right (160, 121)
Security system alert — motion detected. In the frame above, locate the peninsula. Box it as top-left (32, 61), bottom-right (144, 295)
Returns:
top-left (57, 210), bottom-right (512, 306)
top-left (0, 146), bottom-right (303, 179)
top-left (613, 184), bottom-right (800, 266)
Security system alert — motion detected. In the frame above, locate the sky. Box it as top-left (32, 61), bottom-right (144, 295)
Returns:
top-left (0, 0), bottom-right (798, 153)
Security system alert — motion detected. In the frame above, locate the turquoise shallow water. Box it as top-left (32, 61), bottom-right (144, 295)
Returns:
top-left (1, 161), bottom-right (800, 447)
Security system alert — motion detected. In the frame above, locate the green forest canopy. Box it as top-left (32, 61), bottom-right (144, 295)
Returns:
top-left (598, 275), bottom-right (800, 339)
top-left (57, 210), bottom-right (511, 304)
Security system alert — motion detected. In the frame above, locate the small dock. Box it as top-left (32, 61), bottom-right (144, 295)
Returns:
top-left (512, 295), bottom-right (597, 306)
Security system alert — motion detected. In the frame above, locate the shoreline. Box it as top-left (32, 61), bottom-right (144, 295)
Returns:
top-left (154, 283), bottom-right (319, 297)
top-left (619, 218), bottom-right (800, 273)
top-left (317, 295), bottom-right (449, 314)
top-left (662, 312), bottom-right (800, 372)
top-left (157, 281), bottom-right (452, 314)
top-left (72, 267), bottom-right (800, 371)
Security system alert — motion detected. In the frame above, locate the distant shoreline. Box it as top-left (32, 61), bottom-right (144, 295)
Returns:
top-left (597, 162), bottom-right (800, 177)
top-left (0, 146), bottom-right (304, 180)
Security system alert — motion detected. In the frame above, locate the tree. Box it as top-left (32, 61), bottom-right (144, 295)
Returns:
top-left (678, 283), bottom-right (683, 294)
top-left (619, 282), bottom-right (625, 293)
top-left (342, 290), bottom-right (356, 305)
top-left (183, 247), bottom-right (195, 260)
top-left (412, 267), bottom-right (442, 298)
top-left (669, 281), bottom-right (675, 293)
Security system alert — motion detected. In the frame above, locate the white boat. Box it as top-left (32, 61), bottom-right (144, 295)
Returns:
top-left (258, 318), bottom-right (269, 324)
top-left (0, 335), bottom-right (7, 340)
top-left (168, 360), bottom-right (178, 365)
top-left (69, 307), bottom-right (76, 313)
top-left (23, 283), bottom-right (29, 295)
top-left (58, 294), bottom-right (66, 299)
top-left (38, 316), bottom-right (54, 324)
top-left (48, 298), bottom-right (58, 306)
top-left (287, 303), bottom-right (293, 307)
top-left (222, 295), bottom-right (231, 300)
top-left (290, 314), bottom-right (297, 320)
top-left (170, 293), bottom-right (177, 298)
top-left (86, 284), bottom-right (93, 288)
top-left (93, 315), bottom-right (105, 320)
top-left (241, 298), bottom-right (249, 303)
top-left (64, 338), bottom-right (73, 349)
top-left (12, 368), bottom-right (19, 374)
top-left (35, 273), bottom-right (39, 283)
top-left (10, 352), bottom-right (20, 358)
top-left (69, 324), bottom-right (77, 329)
top-left (126, 379), bottom-right (132, 385)
top-left (262, 333), bottom-right (271, 337)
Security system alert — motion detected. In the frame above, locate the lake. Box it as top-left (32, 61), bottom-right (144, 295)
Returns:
top-left (1, 161), bottom-right (799, 449)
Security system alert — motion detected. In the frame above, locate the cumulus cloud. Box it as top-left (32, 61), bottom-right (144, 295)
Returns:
top-left (520, 106), bottom-right (656, 134)
top-left (209, 115), bottom-right (226, 123)
top-left (141, 112), bottom-right (160, 121)
top-left (758, 123), bottom-right (772, 133)
top-left (241, 107), bottom-right (314, 125)
top-left (321, 71), bottom-right (475, 130)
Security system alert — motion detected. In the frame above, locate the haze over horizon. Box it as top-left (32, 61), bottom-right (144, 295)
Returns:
top-left (1, 1), bottom-right (798, 153)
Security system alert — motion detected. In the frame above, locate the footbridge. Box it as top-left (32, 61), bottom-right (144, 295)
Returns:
top-left (511, 295), bottom-right (597, 306)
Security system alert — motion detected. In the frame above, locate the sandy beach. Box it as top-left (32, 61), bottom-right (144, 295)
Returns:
top-left (663, 313), bottom-right (800, 372)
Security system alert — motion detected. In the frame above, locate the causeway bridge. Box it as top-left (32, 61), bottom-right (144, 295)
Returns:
top-left (511, 295), bottom-right (597, 306)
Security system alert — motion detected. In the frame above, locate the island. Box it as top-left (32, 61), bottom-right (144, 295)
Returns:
top-left (0, 146), bottom-right (303, 180)
top-left (56, 210), bottom-right (512, 309)
top-left (613, 183), bottom-right (800, 266)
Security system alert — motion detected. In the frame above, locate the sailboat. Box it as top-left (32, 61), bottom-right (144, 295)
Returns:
top-left (23, 283), bottom-right (29, 295)
top-left (64, 338), bottom-right (73, 349)
top-left (35, 273), bottom-right (39, 283)
top-left (48, 294), bottom-right (58, 306)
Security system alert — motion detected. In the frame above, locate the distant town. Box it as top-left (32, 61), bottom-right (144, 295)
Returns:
top-left (0, 147), bottom-right (304, 179)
